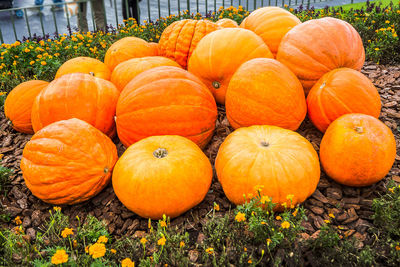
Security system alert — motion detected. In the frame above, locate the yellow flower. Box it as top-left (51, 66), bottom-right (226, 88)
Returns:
top-left (24, 48), bottom-right (30, 52)
top-left (248, 259), bottom-right (252, 263)
top-left (329, 213), bottom-right (335, 219)
top-left (292, 208), bottom-right (298, 217)
top-left (286, 194), bottom-right (294, 201)
top-left (61, 228), bottom-right (73, 238)
top-left (14, 216), bottom-right (22, 225)
top-left (110, 248), bottom-right (116, 254)
top-left (281, 221), bottom-right (290, 229)
top-left (389, 187), bottom-right (395, 193)
top-left (259, 195), bottom-right (270, 204)
top-left (30, 61), bottom-right (35, 65)
top-left (140, 237), bottom-right (147, 245)
top-left (235, 212), bottom-right (246, 222)
top-left (396, 245), bottom-right (400, 251)
top-left (121, 258), bottom-right (135, 267)
top-left (53, 206), bottom-right (61, 212)
top-left (85, 246), bottom-right (89, 253)
top-left (324, 220), bottom-right (331, 224)
top-left (73, 240), bottom-right (78, 248)
top-left (214, 203), bottom-right (220, 211)
top-left (254, 185), bottom-right (264, 192)
top-left (0, 153), bottom-right (4, 159)
top-left (375, 48), bottom-right (380, 51)
top-left (51, 249), bottom-right (68, 265)
top-left (276, 216), bottom-right (282, 221)
top-left (206, 247), bottom-right (214, 254)
top-left (160, 220), bottom-right (167, 228)
top-left (266, 238), bottom-right (272, 246)
top-left (41, 61), bottom-right (47, 66)
top-left (89, 243), bottom-right (106, 259)
top-left (385, 20), bottom-right (390, 23)
top-left (97, 235), bottom-right (108, 243)
top-left (157, 236), bottom-right (166, 246)
top-left (180, 241), bottom-right (185, 248)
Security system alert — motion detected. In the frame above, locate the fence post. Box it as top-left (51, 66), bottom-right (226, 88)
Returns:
top-left (307, 0), bottom-right (310, 9)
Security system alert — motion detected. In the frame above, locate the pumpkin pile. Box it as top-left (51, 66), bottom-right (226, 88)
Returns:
top-left (4, 7), bottom-right (396, 220)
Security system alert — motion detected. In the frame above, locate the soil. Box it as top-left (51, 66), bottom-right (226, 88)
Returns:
top-left (1, 62), bottom-right (399, 251)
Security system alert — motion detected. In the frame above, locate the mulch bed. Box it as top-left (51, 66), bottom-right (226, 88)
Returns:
top-left (1, 62), bottom-right (399, 249)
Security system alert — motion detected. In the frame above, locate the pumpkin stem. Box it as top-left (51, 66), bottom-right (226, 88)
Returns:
top-left (212, 81), bottom-right (221, 89)
top-left (89, 72), bottom-right (95, 76)
top-left (104, 167), bottom-right (109, 173)
top-left (354, 126), bottom-right (364, 134)
top-left (260, 141), bottom-right (269, 147)
top-left (153, 148), bottom-right (168, 158)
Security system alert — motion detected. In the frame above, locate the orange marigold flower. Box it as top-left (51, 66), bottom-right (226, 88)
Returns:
top-left (51, 249), bottom-right (68, 265)
top-left (160, 220), bottom-right (167, 228)
top-left (206, 247), bottom-right (214, 254)
top-left (121, 258), bottom-right (135, 267)
top-left (89, 243), bottom-right (106, 259)
top-left (14, 216), bottom-right (22, 225)
top-left (61, 228), bottom-right (73, 238)
top-left (97, 235), bottom-right (108, 243)
top-left (214, 203), bottom-right (220, 211)
top-left (140, 237), bottom-right (147, 245)
top-left (157, 236), bottom-right (166, 246)
top-left (180, 241), bottom-right (185, 248)
top-left (235, 212), bottom-right (246, 222)
top-left (110, 248), bottom-right (116, 254)
top-left (281, 221), bottom-right (290, 229)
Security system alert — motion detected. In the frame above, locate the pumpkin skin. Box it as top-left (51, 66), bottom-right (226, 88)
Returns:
top-left (111, 56), bottom-right (181, 92)
top-left (159, 19), bottom-right (220, 68)
top-left (188, 28), bottom-right (273, 104)
top-left (4, 80), bottom-right (49, 134)
top-left (307, 68), bottom-right (381, 132)
top-left (240, 7), bottom-right (301, 56)
top-left (104, 37), bottom-right (157, 71)
top-left (116, 66), bottom-right (217, 148)
top-left (320, 114), bottom-right (396, 187)
top-left (276, 17), bottom-right (365, 94)
top-left (226, 58), bottom-right (306, 130)
top-left (215, 125), bottom-right (320, 208)
top-left (148, 42), bottom-right (159, 55)
top-left (112, 135), bottom-right (213, 219)
top-left (32, 73), bottom-right (119, 137)
top-left (55, 57), bottom-right (111, 80)
top-left (216, 18), bottom-right (238, 28)
top-left (20, 118), bottom-right (118, 205)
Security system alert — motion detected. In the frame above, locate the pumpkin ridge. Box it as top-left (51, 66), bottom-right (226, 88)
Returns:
top-left (182, 20), bottom-right (198, 64)
top-left (172, 20), bottom-right (188, 63)
top-left (314, 83), bottom-right (332, 130)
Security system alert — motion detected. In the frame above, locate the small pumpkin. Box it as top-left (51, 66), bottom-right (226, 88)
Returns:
top-left (226, 58), bottom-right (306, 130)
top-left (112, 135), bottom-right (213, 219)
top-left (307, 68), bottom-right (381, 132)
top-left (215, 125), bottom-right (320, 208)
top-left (110, 56), bottom-right (181, 92)
top-left (55, 57), bottom-right (111, 80)
top-left (216, 18), bottom-right (238, 28)
top-left (276, 17), bottom-right (365, 94)
top-left (188, 28), bottom-right (273, 104)
top-left (32, 73), bottom-right (119, 137)
top-left (116, 66), bottom-right (217, 148)
top-left (320, 114), bottom-right (396, 187)
top-left (21, 118), bottom-right (118, 205)
top-left (4, 80), bottom-right (49, 134)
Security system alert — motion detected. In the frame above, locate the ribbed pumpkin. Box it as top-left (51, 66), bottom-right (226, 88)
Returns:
top-left (226, 58), bottom-right (306, 130)
top-left (116, 66), bottom-right (217, 148)
top-left (277, 17), bottom-right (365, 94)
top-left (148, 42), bottom-right (159, 55)
top-left (20, 118), bottom-right (118, 205)
top-left (188, 28), bottom-right (273, 104)
top-left (55, 57), bottom-right (111, 80)
top-left (32, 73), bottom-right (119, 137)
top-left (104, 37), bottom-right (157, 71)
top-left (159, 19), bottom-right (220, 68)
top-left (215, 125), bottom-right (320, 208)
top-left (110, 56), bottom-right (181, 92)
top-left (307, 68), bottom-right (381, 132)
top-left (112, 135), bottom-right (213, 219)
top-left (240, 7), bottom-right (301, 56)
top-left (216, 18), bottom-right (238, 28)
top-left (4, 80), bottom-right (49, 134)
top-left (320, 114), bottom-right (396, 187)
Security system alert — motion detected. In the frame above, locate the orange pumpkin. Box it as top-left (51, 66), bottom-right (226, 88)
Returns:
top-left (104, 37), bottom-right (157, 71)
top-left (159, 19), bottom-right (220, 68)
top-left (110, 56), bottom-right (181, 92)
top-left (55, 57), bottom-right (111, 80)
top-left (240, 7), bottom-right (301, 56)
top-left (148, 42), bottom-right (159, 55)
top-left (188, 28), bottom-right (273, 104)
top-left (112, 135), bottom-right (213, 219)
top-left (307, 68), bottom-right (381, 132)
top-left (4, 80), bottom-right (49, 134)
top-left (32, 73), bottom-right (119, 137)
top-left (21, 118), bottom-right (118, 205)
top-left (226, 58), bottom-right (306, 130)
top-left (320, 114), bottom-right (396, 187)
top-left (276, 17), bottom-right (365, 94)
top-left (116, 66), bottom-right (217, 148)
top-left (215, 125), bottom-right (320, 208)
top-left (216, 18), bottom-right (238, 28)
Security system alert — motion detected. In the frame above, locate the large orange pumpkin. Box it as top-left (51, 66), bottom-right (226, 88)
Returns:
top-left (188, 28), bottom-right (273, 104)
top-left (226, 58), bottom-right (306, 130)
top-left (216, 18), bottom-right (238, 28)
top-left (159, 19), bottom-right (220, 68)
top-left (20, 118), bottom-right (118, 205)
top-left (55, 57), bottom-right (111, 80)
top-left (215, 125), bottom-right (320, 208)
top-left (148, 42), bottom-right (159, 55)
top-left (112, 135), bottom-right (213, 219)
top-left (116, 66), bottom-right (217, 148)
top-left (104, 37), bottom-right (157, 71)
top-left (320, 114), bottom-right (396, 187)
top-left (4, 80), bottom-right (49, 134)
top-left (32, 73), bottom-right (119, 137)
top-left (240, 7), bottom-right (301, 56)
top-left (110, 56), bottom-right (181, 92)
top-left (276, 17), bottom-right (365, 94)
top-left (307, 68), bottom-right (381, 132)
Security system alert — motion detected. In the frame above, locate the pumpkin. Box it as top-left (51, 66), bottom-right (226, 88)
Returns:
top-left (116, 66), bottom-right (217, 148)
top-left (240, 7), bottom-right (301, 56)
top-left (215, 125), bottom-right (320, 208)
top-left (55, 57), bottom-right (111, 80)
top-left (276, 17), bottom-right (365, 94)
top-left (20, 118), bottom-right (118, 205)
top-left (159, 19), bottom-right (220, 68)
top-left (216, 18), bottom-right (238, 28)
top-left (110, 56), bottom-right (181, 92)
top-left (32, 73), bottom-right (119, 137)
top-left (188, 28), bottom-right (273, 104)
top-left (148, 42), bottom-right (159, 55)
top-left (226, 58), bottom-right (306, 130)
top-left (307, 68), bottom-right (381, 132)
top-left (112, 135), bottom-right (212, 219)
top-left (104, 37), bottom-right (157, 71)
top-left (4, 80), bottom-right (49, 134)
top-left (320, 114), bottom-right (396, 187)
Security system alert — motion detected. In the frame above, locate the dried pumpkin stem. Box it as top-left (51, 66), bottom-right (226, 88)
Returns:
top-left (89, 72), bottom-right (95, 76)
top-left (104, 167), bottom-right (109, 173)
top-left (212, 81), bottom-right (221, 89)
top-left (260, 141), bottom-right (270, 147)
top-left (153, 148), bottom-right (168, 158)
top-left (355, 126), bottom-right (364, 134)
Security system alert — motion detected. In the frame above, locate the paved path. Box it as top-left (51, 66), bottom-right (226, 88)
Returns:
top-left (1, 0), bottom-right (365, 44)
